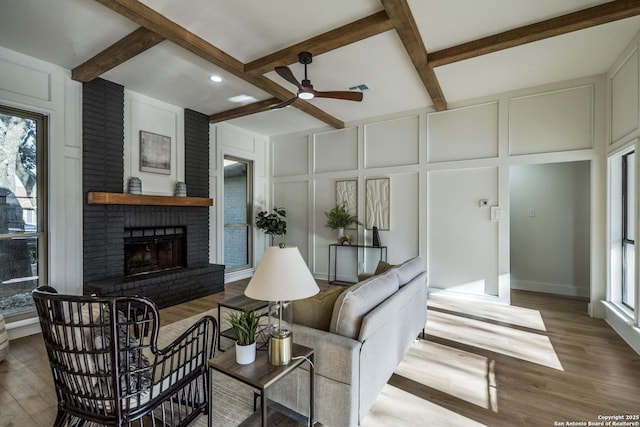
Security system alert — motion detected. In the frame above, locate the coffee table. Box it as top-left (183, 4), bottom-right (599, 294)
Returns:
top-left (217, 294), bottom-right (269, 351)
top-left (209, 344), bottom-right (315, 427)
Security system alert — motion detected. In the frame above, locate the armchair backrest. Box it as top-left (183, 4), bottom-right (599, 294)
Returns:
top-left (32, 289), bottom-right (159, 422)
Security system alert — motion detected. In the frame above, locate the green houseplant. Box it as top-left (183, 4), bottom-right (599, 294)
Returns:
top-left (256, 207), bottom-right (287, 246)
top-left (227, 310), bottom-right (260, 364)
top-left (325, 204), bottom-right (361, 231)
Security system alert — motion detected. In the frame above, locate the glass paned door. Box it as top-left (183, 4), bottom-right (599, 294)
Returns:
top-left (224, 156), bottom-right (252, 271)
top-left (0, 108), bottom-right (47, 319)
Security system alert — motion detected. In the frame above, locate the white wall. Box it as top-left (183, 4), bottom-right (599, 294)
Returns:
top-left (123, 91), bottom-right (185, 196)
top-left (0, 47), bottom-right (83, 337)
top-left (606, 29), bottom-right (640, 354)
top-left (270, 75), bottom-right (606, 309)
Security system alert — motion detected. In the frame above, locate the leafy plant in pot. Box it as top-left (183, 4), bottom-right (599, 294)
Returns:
top-left (325, 204), bottom-right (362, 240)
top-left (256, 207), bottom-right (287, 246)
top-left (228, 310), bottom-right (260, 365)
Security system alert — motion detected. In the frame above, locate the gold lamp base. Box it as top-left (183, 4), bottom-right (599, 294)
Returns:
top-left (268, 332), bottom-right (292, 366)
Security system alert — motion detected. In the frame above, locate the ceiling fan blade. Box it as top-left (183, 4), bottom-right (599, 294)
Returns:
top-left (275, 66), bottom-right (303, 90)
top-left (270, 97), bottom-right (298, 109)
top-left (313, 90), bottom-right (363, 102)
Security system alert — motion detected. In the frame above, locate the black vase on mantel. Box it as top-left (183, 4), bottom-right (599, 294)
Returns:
top-left (372, 226), bottom-right (381, 247)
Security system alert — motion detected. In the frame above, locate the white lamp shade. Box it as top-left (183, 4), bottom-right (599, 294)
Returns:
top-left (245, 246), bottom-right (319, 301)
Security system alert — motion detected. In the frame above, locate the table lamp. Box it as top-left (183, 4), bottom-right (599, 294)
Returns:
top-left (244, 245), bottom-right (319, 365)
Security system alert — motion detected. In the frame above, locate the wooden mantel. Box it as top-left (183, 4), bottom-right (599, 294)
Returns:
top-left (87, 192), bottom-right (213, 207)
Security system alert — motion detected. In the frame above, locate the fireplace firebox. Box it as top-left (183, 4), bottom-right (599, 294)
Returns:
top-left (124, 227), bottom-right (186, 276)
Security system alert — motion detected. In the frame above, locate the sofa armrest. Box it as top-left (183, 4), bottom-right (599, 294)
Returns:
top-left (292, 323), bottom-right (362, 385)
top-left (358, 271), bottom-right (427, 342)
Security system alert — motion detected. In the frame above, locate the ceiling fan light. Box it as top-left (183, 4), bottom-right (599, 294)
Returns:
top-left (298, 91), bottom-right (314, 100)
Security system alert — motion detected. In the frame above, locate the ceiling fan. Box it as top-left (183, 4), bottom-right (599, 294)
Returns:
top-left (272, 51), bottom-right (364, 109)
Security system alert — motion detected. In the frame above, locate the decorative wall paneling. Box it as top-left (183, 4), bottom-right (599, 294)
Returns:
top-left (364, 116), bottom-right (420, 168)
top-left (271, 75), bottom-right (603, 307)
top-left (610, 47), bottom-right (639, 144)
top-left (509, 85), bottom-right (594, 155)
top-left (314, 127), bottom-right (358, 173)
top-left (427, 102), bottom-right (499, 163)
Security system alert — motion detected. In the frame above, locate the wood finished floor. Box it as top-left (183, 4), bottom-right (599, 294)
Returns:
top-left (1, 283), bottom-right (639, 427)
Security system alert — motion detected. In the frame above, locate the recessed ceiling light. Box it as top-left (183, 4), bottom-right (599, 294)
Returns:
top-left (209, 75), bottom-right (223, 83)
top-left (228, 94), bottom-right (258, 104)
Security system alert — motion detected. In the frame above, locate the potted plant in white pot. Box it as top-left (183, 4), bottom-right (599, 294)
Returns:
top-left (325, 204), bottom-right (362, 240)
top-left (228, 310), bottom-right (260, 365)
top-left (256, 207), bottom-right (287, 246)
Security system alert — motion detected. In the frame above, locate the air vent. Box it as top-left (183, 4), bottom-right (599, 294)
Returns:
top-left (348, 83), bottom-right (371, 92)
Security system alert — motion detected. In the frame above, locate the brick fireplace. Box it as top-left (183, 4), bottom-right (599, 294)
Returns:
top-left (81, 78), bottom-right (224, 308)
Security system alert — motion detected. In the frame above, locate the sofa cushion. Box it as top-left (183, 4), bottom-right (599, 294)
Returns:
top-left (293, 287), bottom-right (344, 331)
top-left (329, 269), bottom-right (399, 339)
top-left (394, 256), bottom-right (424, 286)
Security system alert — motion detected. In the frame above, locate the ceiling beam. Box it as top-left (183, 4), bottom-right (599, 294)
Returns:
top-left (428, 0), bottom-right (640, 67)
top-left (72, 27), bottom-right (165, 82)
top-left (244, 11), bottom-right (394, 75)
top-left (95, 0), bottom-right (244, 75)
top-left (209, 98), bottom-right (281, 123)
top-left (94, 0), bottom-right (344, 128)
top-left (380, 0), bottom-right (447, 111)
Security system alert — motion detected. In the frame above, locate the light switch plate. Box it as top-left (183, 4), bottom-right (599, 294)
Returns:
top-left (491, 206), bottom-right (502, 221)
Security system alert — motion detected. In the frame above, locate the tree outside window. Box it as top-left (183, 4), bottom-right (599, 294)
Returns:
top-left (0, 107), bottom-right (47, 320)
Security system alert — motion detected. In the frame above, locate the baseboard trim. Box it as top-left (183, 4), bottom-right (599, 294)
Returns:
top-left (7, 317), bottom-right (41, 340)
top-left (511, 280), bottom-right (589, 298)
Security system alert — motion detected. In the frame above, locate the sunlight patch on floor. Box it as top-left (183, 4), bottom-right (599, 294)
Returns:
top-left (361, 384), bottom-right (487, 427)
top-left (428, 292), bottom-right (547, 331)
top-left (395, 340), bottom-right (498, 412)
top-left (427, 310), bottom-right (564, 370)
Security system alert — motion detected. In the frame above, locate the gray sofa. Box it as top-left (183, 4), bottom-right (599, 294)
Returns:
top-left (269, 256), bottom-right (428, 427)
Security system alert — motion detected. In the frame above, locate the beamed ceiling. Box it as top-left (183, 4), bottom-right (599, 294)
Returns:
top-left (2, 0), bottom-right (640, 136)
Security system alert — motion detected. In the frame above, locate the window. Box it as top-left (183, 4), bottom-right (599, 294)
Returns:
top-left (622, 151), bottom-right (635, 311)
top-left (0, 106), bottom-right (47, 321)
top-left (223, 156), bottom-right (253, 272)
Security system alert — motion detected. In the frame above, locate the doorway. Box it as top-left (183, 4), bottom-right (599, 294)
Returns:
top-left (509, 161), bottom-right (590, 297)
top-left (223, 156), bottom-right (253, 272)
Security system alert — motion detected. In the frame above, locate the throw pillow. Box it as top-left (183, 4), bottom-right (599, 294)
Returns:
top-left (374, 260), bottom-right (395, 275)
top-left (94, 309), bottom-right (151, 392)
top-left (292, 287), bottom-right (344, 331)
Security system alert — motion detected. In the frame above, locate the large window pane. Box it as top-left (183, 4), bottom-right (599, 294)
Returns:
top-left (623, 242), bottom-right (635, 307)
top-left (625, 153), bottom-right (635, 240)
top-left (622, 151), bottom-right (635, 311)
top-left (0, 108), bottom-right (46, 320)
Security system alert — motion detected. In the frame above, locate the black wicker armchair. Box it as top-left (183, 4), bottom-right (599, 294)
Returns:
top-left (32, 288), bottom-right (217, 427)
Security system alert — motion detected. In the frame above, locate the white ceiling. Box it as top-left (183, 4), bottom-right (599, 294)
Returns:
top-left (1, 0), bottom-right (639, 136)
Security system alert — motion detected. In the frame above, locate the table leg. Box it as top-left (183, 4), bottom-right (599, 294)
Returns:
top-left (208, 367), bottom-right (213, 427)
top-left (261, 387), bottom-right (267, 426)
top-left (309, 354), bottom-right (314, 427)
top-left (217, 305), bottom-right (222, 352)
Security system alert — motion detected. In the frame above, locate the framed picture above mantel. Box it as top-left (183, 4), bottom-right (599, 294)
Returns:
top-left (140, 130), bottom-right (171, 175)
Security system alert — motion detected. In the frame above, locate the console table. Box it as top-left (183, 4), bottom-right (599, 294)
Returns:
top-left (328, 244), bottom-right (388, 285)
